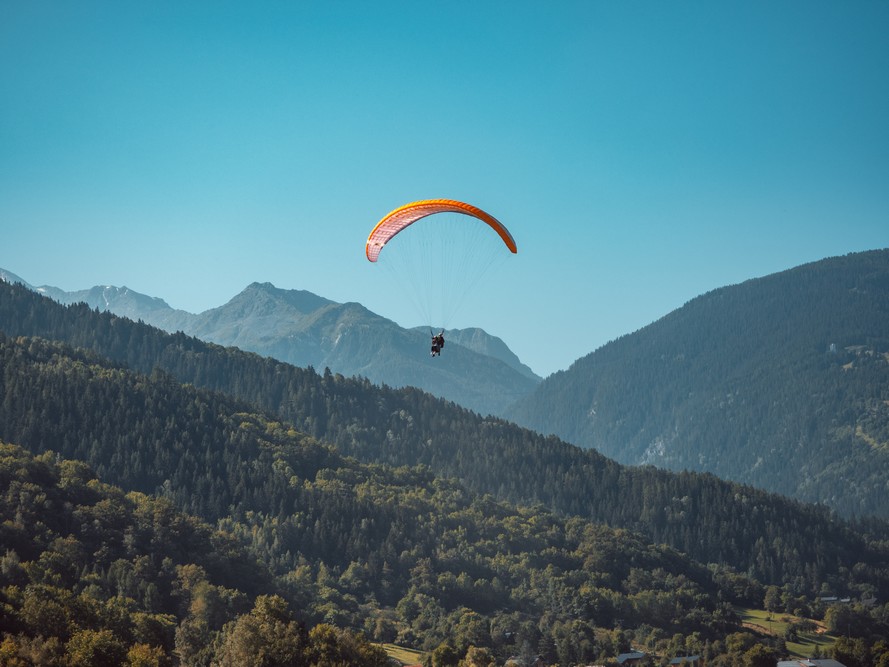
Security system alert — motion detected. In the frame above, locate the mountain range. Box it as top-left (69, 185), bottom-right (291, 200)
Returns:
top-left (0, 269), bottom-right (539, 416)
top-left (1, 269), bottom-right (888, 662)
top-left (5, 248), bottom-right (889, 518)
top-left (1, 276), bottom-right (883, 592)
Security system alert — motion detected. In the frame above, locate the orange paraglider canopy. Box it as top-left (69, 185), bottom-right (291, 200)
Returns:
top-left (366, 199), bottom-right (517, 262)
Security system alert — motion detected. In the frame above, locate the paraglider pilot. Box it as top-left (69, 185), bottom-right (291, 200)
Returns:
top-left (431, 331), bottom-right (445, 357)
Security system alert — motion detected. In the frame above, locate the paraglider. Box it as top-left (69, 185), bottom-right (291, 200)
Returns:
top-left (366, 199), bottom-right (516, 356)
top-left (366, 199), bottom-right (517, 263)
top-left (430, 330), bottom-right (445, 357)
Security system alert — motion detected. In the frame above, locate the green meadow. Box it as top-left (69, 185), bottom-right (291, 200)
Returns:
top-left (738, 607), bottom-right (837, 659)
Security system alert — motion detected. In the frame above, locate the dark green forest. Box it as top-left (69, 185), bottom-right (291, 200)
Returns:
top-left (2, 278), bottom-right (889, 665)
top-left (506, 250), bottom-right (889, 518)
top-left (0, 439), bottom-right (389, 666)
top-left (0, 333), bottom-right (786, 665)
top-left (0, 279), bottom-right (885, 595)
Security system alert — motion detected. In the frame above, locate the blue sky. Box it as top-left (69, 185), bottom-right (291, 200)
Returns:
top-left (2, 2), bottom-right (888, 377)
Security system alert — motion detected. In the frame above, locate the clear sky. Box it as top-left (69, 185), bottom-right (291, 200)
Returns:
top-left (2, 2), bottom-right (888, 377)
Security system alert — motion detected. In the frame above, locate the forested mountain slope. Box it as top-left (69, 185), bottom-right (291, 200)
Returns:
top-left (506, 249), bottom-right (889, 518)
top-left (1, 279), bottom-right (885, 601)
top-left (0, 334), bottom-right (770, 664)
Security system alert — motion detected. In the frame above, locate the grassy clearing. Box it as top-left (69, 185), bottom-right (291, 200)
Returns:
top-left (380, 643), bottom-right (424, 666)
top-left (737, 607), bottom-right (837, 658)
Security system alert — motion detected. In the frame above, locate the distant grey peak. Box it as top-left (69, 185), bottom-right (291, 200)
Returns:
top-left (238, 282), bottom-right (335, 313)
top-left (60, 285), bottom-right (173, 312)
top-left (35, 285), bottom-right (71, 302)
top-left (246, 281), bottom-right (276, 291)
top-left (0, 268), bottom-right (33, 289)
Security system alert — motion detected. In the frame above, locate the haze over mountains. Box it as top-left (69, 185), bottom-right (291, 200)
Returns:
top-left (0, 269), bottom-right (539, 416)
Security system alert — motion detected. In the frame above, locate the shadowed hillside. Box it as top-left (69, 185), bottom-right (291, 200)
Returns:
top-left (506, 249), bottom-right (889, 518)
